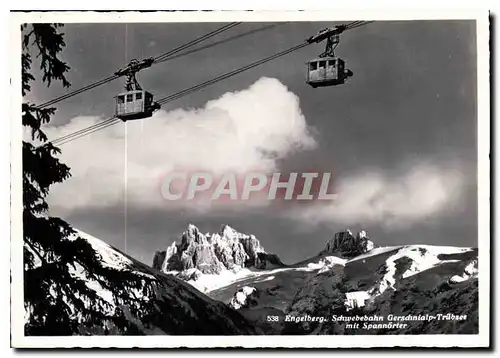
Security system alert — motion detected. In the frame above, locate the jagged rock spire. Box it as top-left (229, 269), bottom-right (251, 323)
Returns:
top-left (152, 224), bottom-right (284, 274)
top-left (321, 229), bottom-right (374, 258)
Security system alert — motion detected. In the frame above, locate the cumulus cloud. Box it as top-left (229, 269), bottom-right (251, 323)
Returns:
top-left (45, 77), bottom-right (317, 212)
top-left (288, 163), bottom-right (465, 229)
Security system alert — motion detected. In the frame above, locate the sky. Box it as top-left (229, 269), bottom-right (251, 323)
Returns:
top-left (26, 20), bottom-right (478, 264)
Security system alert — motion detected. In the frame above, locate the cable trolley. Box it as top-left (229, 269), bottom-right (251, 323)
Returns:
top-left (114, 58), bottom-right (161, 121)
top-left (305, 25), bottom-right (353, 88)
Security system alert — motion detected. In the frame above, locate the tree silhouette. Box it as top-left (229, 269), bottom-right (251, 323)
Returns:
top-left (22, 24), bottom-right (152, 335)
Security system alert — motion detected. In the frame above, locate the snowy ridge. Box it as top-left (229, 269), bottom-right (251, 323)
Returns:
top-left (165, 240), bottom-right (474, 296)
top-left (36, 225), bottom-right (478, 335)
top-left (176, 267), bottom-right (255, 293)
top-left (67, 230), bottom-right (154, 308)
top-left (44, 229), bottom-right (258, 335)
top-left (179, 254), bottom-right (349, 293)
top-left (308, 256), bottom-right (348, 273)
top-left (348, 245), bottom-right (402, 263)
top-left (154, 226), bottom-right (364, 293)
top-left (74, 230), bottom-right (133, 270)
top-left (147, 225), bottom-right (477, 335)
top-left (343, 244), bottom-right (475, 310)
top-left (398, 245), bottom-right (472, 279)
top-left (183, 263), bottom-right (340, 293)
top-left (285, 241), bottom-right (478, 334)
top-left (199, 243), bottom-right (473, 295)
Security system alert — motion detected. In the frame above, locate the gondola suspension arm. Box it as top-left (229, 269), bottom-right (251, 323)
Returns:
top-left (114, 57), bottom-right (155, 91)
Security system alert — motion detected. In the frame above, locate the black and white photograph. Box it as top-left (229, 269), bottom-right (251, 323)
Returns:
top-left (10, 10), bottom-right (490, 348)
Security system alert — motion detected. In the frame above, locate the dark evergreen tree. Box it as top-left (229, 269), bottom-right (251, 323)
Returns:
top-left (22, 23), bottom-right (154, 336)
top-left (21, 23), bottom-right (261, 337)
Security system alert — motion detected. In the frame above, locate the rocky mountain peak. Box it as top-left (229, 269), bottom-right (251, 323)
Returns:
top-left (181, 224), bottom-right (206, 245)
top-left (357, 230), bottom-right (368, 240)
top-left (152, 224), bottom-right (284, 275)
top-left (321, 229), bottom-right (374, 258)
top-left (219, 224), bottom-right (239, 238)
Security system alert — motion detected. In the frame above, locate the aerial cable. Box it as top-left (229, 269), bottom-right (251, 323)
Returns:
top-left (50, 116), bottom-right (119, 145)
top-left (55, 119), bottom-right (121, 146)
top-left (36, 75), bottom-right (120, 109)
top-left (34, 22), bottom-right (242, 110)
top-left (346, 21), bottom-right (374, 30)
top-left (156, 42), bottom-right (309, 105)
top-left (155, 22), bottom-right (287, 64)
top-left (51, 42), bottom-right (308, 146)
top-left (49, 21), bottom-right (375, 146)
top-left (36, 21), bottom-right (370, 111)
top-left (153, 22), bottom-right (242, 63)
top-left (50, 116), bottom-right (117, 144)
top-left (54, 118), bottom-right (121, 146)
top-left (345, 21), bottom-right (364, 29)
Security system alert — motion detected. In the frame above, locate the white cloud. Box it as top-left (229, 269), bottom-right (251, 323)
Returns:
top-left (288, 163), bottom-right (465, 229)
top-left (42, 77), bottom-right (465, 228)
top-left (45, 77), bottom-right (316, 212)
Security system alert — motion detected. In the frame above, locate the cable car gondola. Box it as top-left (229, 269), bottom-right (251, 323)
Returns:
top-left (115, 90), bottom-right (160, 121)
top-left (306, 57), bottom-right (353, 88)
top-left (305, 26), bottom-right (353, 88)
top-left (114, 58), bottom-right (161, 121)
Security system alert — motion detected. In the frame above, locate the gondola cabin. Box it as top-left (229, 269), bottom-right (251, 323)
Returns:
top-left (306, 57), bottom-right (353, 88)
top-left (115, 90), bottom-right (159, 121)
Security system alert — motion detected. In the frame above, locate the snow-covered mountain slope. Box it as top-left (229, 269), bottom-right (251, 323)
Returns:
top-left (205, 229), bottom-right (375, 308)
top-left (208, 242), bottom-right (477, 313)
top-left (41, 230), bottom-right (258, 335)
top-left (148, 225), bottom-right (478, 335)
top-left (203, 255), bottom-right (339, 310)
top-left (285, 244), bottom-right (478, 334)
top-left (152, 224), bottom-right (284, 292)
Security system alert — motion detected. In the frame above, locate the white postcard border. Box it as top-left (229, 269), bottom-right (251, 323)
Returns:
top-left (10, 10), bottom-right (490, 348)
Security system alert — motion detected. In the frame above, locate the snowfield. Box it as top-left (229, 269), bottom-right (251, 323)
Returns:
top-left (338, 245), bottom-right (476, 310)
top-left (177, 243), bottom-right (475, 298)
top-left (174, 254), bottom-right (350, 293)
